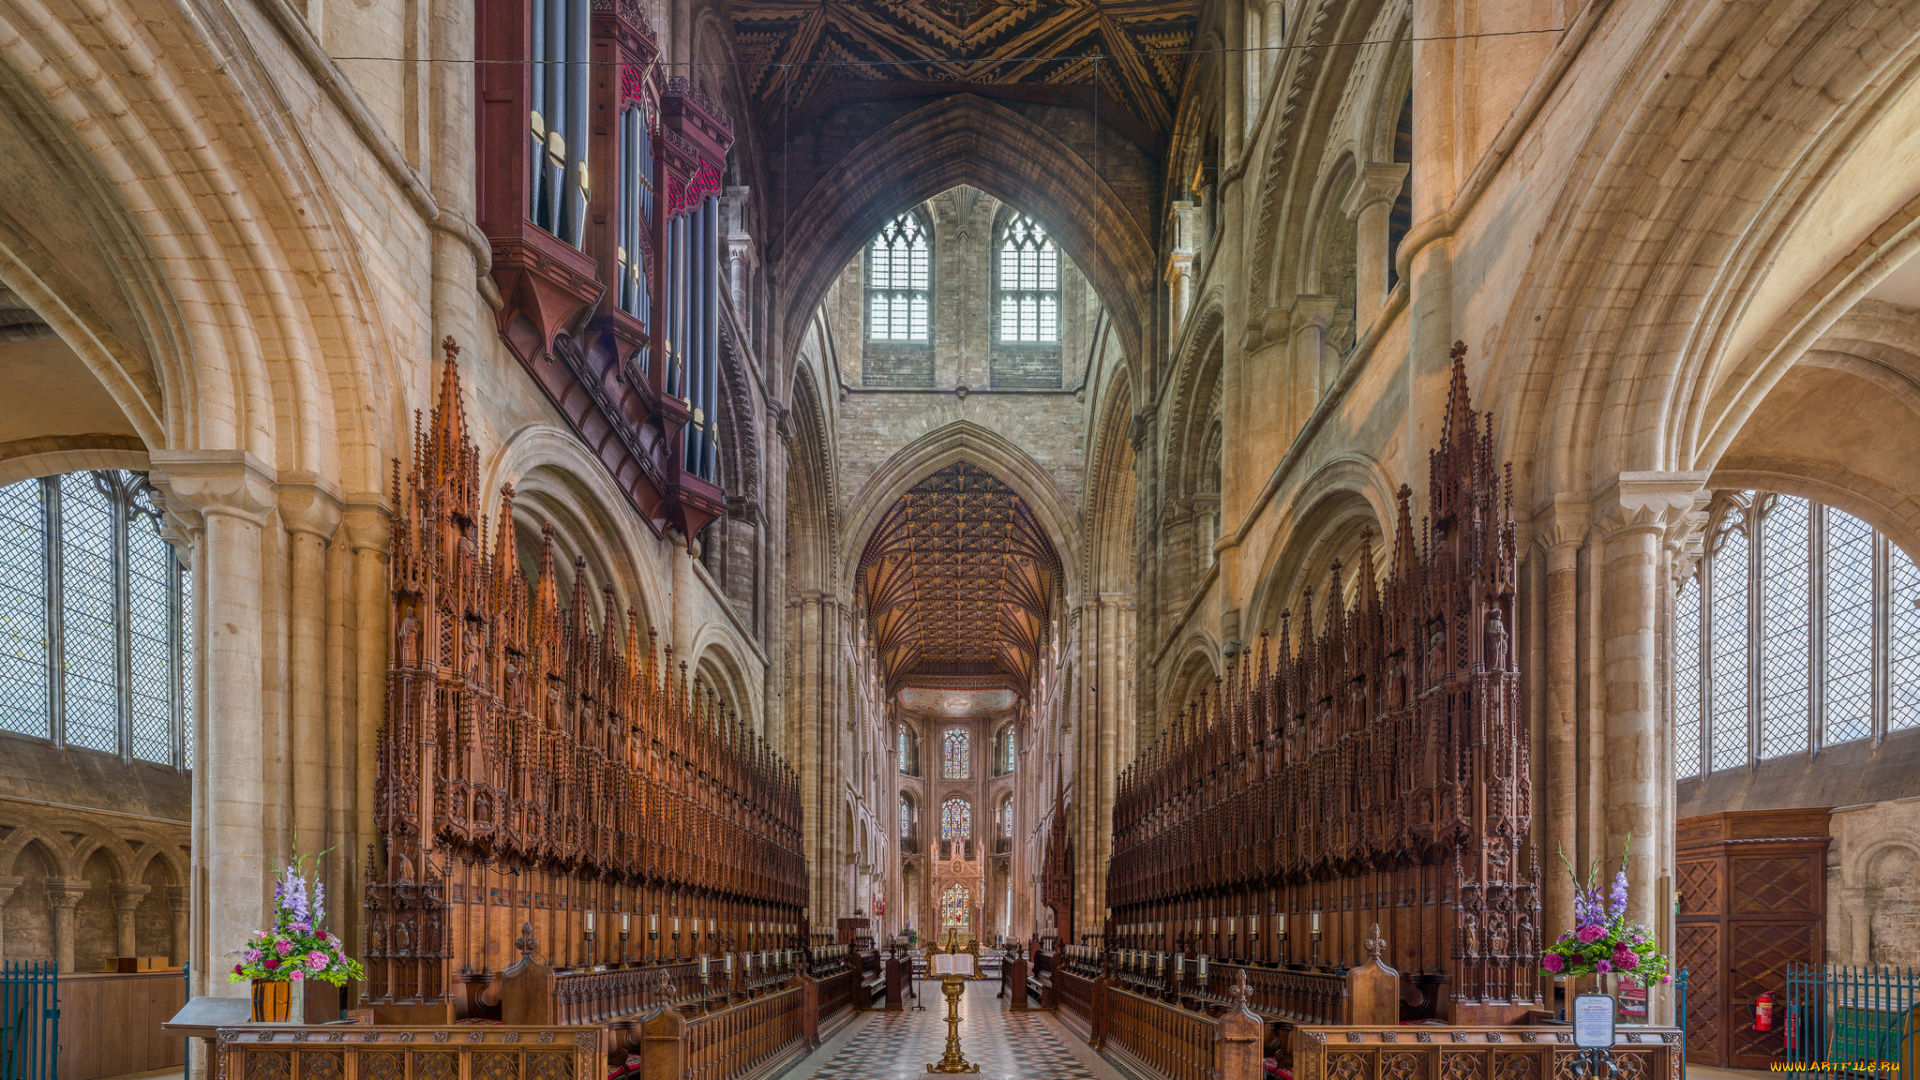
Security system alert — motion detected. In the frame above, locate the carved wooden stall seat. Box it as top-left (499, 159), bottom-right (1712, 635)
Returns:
top-left (1106, 346), bottom-right (1541, 1026)
top-left (1288, 1026), bottom-right (1683, 1080)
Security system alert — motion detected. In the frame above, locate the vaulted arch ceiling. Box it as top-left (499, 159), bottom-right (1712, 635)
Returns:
top-left (727, 0), bottom-right (1201, 149)
top-left (858, 461), bottom-right (1061, 696)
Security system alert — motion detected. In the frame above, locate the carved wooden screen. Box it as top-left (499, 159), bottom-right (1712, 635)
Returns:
top-left (365, 340), bottom-right (807, 1023)
top-left (1106, 344), bottom-right (1539, 1023)
top-left (1675, 809), bottom-right (1830, 1069)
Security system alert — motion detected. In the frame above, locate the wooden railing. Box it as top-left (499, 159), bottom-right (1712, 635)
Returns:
top-left (684, 984), bottom-right (804, 1080)
top-left (1106, 988), bottom-right (1218, 1080)
top-left (813, 966), bottom-right (857, 1022)
top-left (1055, 967), bottom-right (1095, 1024)
top-left (1290, 1026), bottom-right (1683, 1080)
top-left (214, 1025), bottom-right (599, 1080)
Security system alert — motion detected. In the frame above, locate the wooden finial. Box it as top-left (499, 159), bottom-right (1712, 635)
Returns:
top-left (1365, 922), bottom-right (1386, 963)
top-left (1231, 968), bottom-right (1254, 1008)
top-left (514, 921), bottom-right (540, 960)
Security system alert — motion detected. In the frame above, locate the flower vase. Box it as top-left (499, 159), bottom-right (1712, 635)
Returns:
top-left (250, 979), bottom-right (291, 1022)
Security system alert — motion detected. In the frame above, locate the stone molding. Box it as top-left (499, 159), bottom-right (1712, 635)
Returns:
top-left (1592, 471), bottom-right (1710, 543)
top-left (276, 471), bottom-right (345, 540)
top-left (44, 878), bottom-right (91, 909)
top-left (111, 883), bottom-right (152, 911)
top-left (1341, 162), bottom-right (1410, 220)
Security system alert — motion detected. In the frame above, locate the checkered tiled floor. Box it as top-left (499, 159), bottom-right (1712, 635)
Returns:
top-left (778, 981), bottom-right (1125, 1080)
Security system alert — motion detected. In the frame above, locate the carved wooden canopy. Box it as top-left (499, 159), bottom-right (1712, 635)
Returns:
top-left (858, 461), bottom-right (1061, 696)
top-left (727, 0), bottom-right (1200, 147)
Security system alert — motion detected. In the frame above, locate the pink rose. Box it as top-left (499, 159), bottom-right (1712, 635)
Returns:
top-left (263, 958), bottom-right (280, 971)
top-left (316, 931), bottom-right (329, 942)
top-left (1542, 953), bottom-right (1565, 974)
top-left (275, 939), bottom-right (296, 956)
top-left (290, 970), bottom-right (303, 982)
top-left (1576, 925), bottom-right (1606, 944)
top-left (307, 952), bottom-right (330, 971)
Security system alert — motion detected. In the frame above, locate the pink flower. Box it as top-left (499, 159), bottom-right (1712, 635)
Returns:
top-left (245, 948), bottom-right (262, 962)
top-left (275, 939), bottom-right (295, 956)
top-left (290, 970), bottom-right (303, 982)
top-left (1576, 925), bottom-right (1606, 944)
top-left (1596, 960), bottom-right (1613, 974)
top-left (1612, 946), bottom-right (1639, 969)
top-left (263, 958), bottom-right (280, 971)
top-left (233, 963), bottom-right (244, 975)
top-left (307, 952), bottom-right (330, 971)
top-left (316, 931), bottom-right (329, 942)
top-left (1542, 953), bottom-right (1566, 973)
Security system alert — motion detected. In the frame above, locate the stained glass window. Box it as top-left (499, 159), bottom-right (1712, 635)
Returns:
top-left (940, 884), bottom-right (971, 928)
top-left (1674, 575), bottom-right (1701, 777)
top-left (999, 214), bottom-right (1058, 343)
top-left (0, 479), bottom-right (48, 738)
top-left (1676, 490), bottom-right (1920, 777)
top-left (943, 728), bottom-right (969, 778)
top-left (897, 724), bottom-right (913, 774)
top-left (0, 472), bottom-right (190, 764)
top-left (1006, 727), bottom-right (1015, 772)
top-left (869, 214), bottom-right (930, 341)
top-left (999, 797), bottom-right (1013, 838)
top-left (941, 796), bottom-right (970, 840)
top-left (900, 796), bottom-right (912, 839)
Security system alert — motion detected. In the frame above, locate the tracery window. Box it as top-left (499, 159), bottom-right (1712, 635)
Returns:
top-left (0, 472), bottom-right (194, 767)
top-left (942, 728), bottom-right (969, 778)
top-left (1674, 490), bottom-right (1920, 778)
top-left (899, 796), bottom-right (912, 839)
top-left (940, 796), bottom-right (971, 841)
top-left (998, 214), bottom-right (1058, 343)
top-left (999, 795), bottom-right (1013, 839)
top-left (868, 213), bottom-right (930, 342)
top-left (897, 723), bottom-right (915, 775)
top-left (940, 884), bottom-right (971, 928)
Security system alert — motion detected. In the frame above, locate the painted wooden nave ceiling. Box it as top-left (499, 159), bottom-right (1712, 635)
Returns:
top-left (725, 0), bottom-right (1200, 144)
top-left (858, 462), bottom-right (1062, 697)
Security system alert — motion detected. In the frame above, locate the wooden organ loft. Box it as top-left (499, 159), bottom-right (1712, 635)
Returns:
top-left (1103, 344), bottom-right (1542, 1025)
top-left (476, 0), bottom-right (732, 546)
top-left (364, 341), bottom-right (811, 1026)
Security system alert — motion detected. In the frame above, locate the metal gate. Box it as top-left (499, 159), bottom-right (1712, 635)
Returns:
top-left (1784, 964), bottom-right (1919, 1077)
top-left (0, 962), bottom-right (59, 1080)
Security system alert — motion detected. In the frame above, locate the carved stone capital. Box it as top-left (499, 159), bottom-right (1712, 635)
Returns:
top-left (0, 875), bottom-right (23, 904)
top-left (1592, 471), bottom-right (1710, 543)
top-left (1288, 294), bottom-right (1338, 336)
top-left (340, 496), bottom-right (392, 554)
top-left (148, 450), bottom-right (278, 528)
top-left (276, 472), bottom-right (344, 541)
top-left (44, 878), bottom-right (91, 910)
top-left (112, 883), bottom-right (153, 912)
top-left (1342, 162), bottom-right (1410, 219)
top-left (167, 885), bottom-right (192, 913)
top-left (1533, 497), bottom-right (1591, 574)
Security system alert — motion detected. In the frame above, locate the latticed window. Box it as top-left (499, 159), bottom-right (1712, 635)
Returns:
top-left (941, 796), bottom-right (971, 840)
top-left (1674, 490), bottom-right (1920, 778)
top-left (942, 727), bottom-right (969, 778)
top-left (998, 214), bottom-right (1058, 343)
top-left (897, 723), bottom-right (915, 775)
top-left (0, 472), bottom-right (193, 766)
top-left (999, 797), bottom-right (1013, 839)
top-left (868, 213), bottom-right (929, 341)
top-left (899, 796), bottom-right (912, 839)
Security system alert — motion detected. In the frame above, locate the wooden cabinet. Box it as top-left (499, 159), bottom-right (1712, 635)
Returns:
top-left (1676, 808), bottom-right (1830, 1069)
top-left (57, 971), bottom-right (186, 1080)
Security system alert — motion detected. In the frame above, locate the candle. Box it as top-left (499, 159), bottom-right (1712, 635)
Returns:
top-left (725, 953), bottom-right (733, 974)
top-left (1210, 917), bottom-right (1218, 936)
top-left (621, 913), bottom-right (630, 934)
top-left (1310, 911), bottom-right (1322, 934)
top-left (1175, 953), bottom-right (1185, 975)
top-left (672, 916), bottom-right (680, 935)
top-left (585, 911), bottom-right (595, 933)
top-left (1228, 917), bottom-right (1237, 935)
top-left (1198, 955), bottom-right (1209, 978)
top-left (649, 914), bottom-right (659, 934)
top-left (709, 919), bottom-right (717, 936)
top-left (700, 955), bottom-right (710, 976)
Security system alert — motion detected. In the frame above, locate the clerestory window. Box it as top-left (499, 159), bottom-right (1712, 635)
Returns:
top-left (998, 214), bottom-right (1058, 343)
top-left (868, 213), bottom-right (930, 342)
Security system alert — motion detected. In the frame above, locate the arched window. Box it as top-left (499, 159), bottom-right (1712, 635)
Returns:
top-left (0, 472), bottom-right (194, 766)
top-left (899, 795), bottom-right (913, 839)
top-left (999, 795), bottom-right (1013, 839)
top-left (991, 723), bottom-right (1015, 776)
top-left (942, 728), bottom-right (969, 778)
top-left (868, 213), bottom-right (929, 342)
top-left (940, 796), bottom-right (971, 841)
top-left (998, 214), bottom-right (1058, 343)
top-left (1674, 491), bottom-right (1920, 778)
top-left (940, 884), bottom-right (971, 928)
top-left (897, 723), bottom-right (918, 775)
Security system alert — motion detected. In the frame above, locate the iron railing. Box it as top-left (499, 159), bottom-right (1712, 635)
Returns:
top-left (0, 962), bottom-right (59, 1080)
top-left (1677, 967), bottom-right (1690, 1077)
top-left (1784, 964), bottom-right (1919, 1077)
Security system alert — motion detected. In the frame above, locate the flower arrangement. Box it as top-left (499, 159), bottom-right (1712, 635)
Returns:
top-left (228, 844), bottom-right (365, 987)
top-left (1540, 840), bottom-right (1670, 985)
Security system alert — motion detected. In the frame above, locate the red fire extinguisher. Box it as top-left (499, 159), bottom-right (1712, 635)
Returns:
top-left (1753, 991), bottom-right (1775, 1032)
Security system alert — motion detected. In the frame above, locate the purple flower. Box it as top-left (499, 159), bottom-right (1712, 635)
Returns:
top-left (1542, 953), bottom-right (1566, 973)
top-left (1596, 960), bottom-right (1613, 974)
top-left (275, 938), bottom-right (296, 956)
top-left (1609, 869), bottom-right (1630, 919)
top-left (245, 948), bottom-right (262, 962)
top-left (1577, 924), bottom-right (1606, 944)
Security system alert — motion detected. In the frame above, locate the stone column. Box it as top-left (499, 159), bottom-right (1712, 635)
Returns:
top-left (1288, 296), bottom-right (1336, 430)
top-left (1537, 500), bottom-right (1588, 942)
top-left (1594, 473), bottom-right (1707, 933)
top-left (1342, 163), bottom-right (1411, 334)
top-left (342, 499), bottom-right (390, 969)
top-left (150, 450), bottom-right (278, 996)
top-left (0, 876), bottom-right (21, 961)
top-left (169, 886), bottom-right (192, 966)
top-left (46, 879), bottom-right (90, 972)
top-left (279, 478), bottom-right (343, 870)
top-left (112, 883), bottom-right (151, 958)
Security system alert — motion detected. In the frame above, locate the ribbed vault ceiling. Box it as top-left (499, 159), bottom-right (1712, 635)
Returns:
top-left (858, 461), bottom-right (1061, 696)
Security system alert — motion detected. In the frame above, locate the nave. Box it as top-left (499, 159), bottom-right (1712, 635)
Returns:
top-left (780, 981), bottom-right (1122, 1080)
